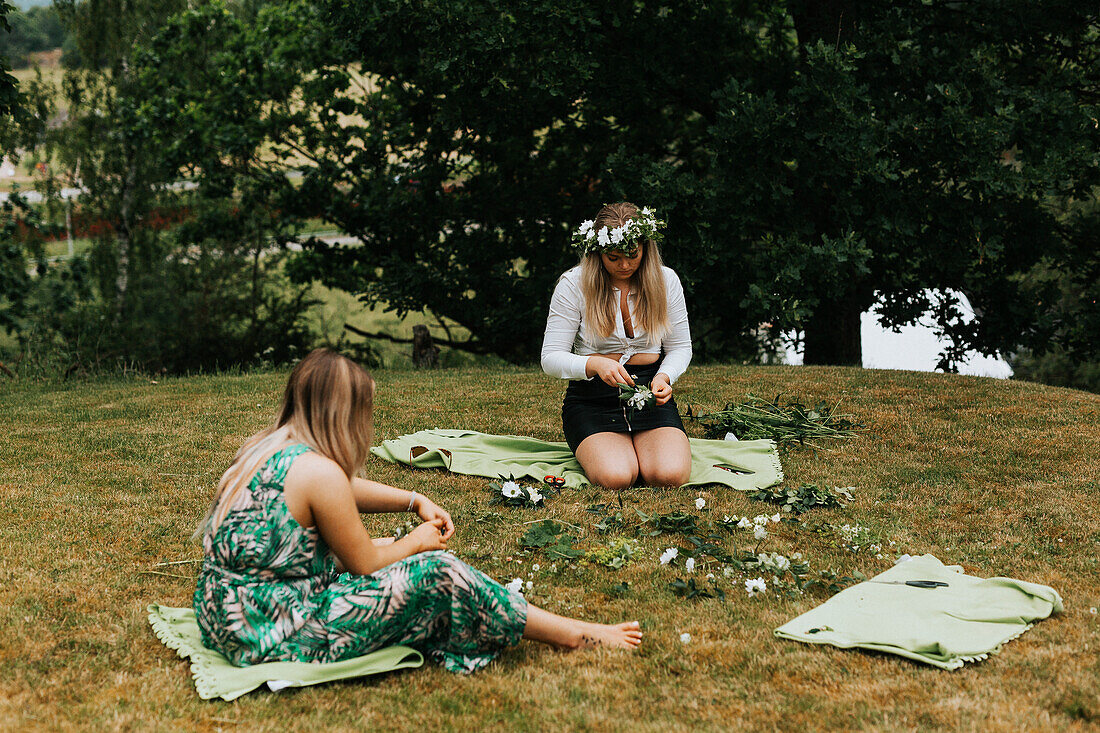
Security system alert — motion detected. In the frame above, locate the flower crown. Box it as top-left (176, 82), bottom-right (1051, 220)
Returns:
top-left (571, 207), bottom-right (666, 256)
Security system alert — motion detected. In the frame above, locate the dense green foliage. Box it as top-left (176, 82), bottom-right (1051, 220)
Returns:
top-left (0, 0), bottom-right (20, 114)
top-left (287, 0), bottom-right (1096, 367)
top-left (4, 0), bottom-right (317, 375)
top-left (2, 0), bottom-right (1097, 376)
top-left (0, 4), bottom-right (64, 67)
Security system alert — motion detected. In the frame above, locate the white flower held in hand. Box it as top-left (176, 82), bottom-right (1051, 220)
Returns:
top-left (695, 497), bottom-right (706, 511)
top-left (745, 577), bottom-right (767, 597)
top-left (659, 547), bottom-right (679, 565)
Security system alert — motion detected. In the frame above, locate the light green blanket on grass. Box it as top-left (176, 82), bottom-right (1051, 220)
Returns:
top-left (774, 554), bottom-right (1063, 670)
top-left (148, 605), bottom-right (423, 700)
top-left (369, 429), bottom-right (783, 491)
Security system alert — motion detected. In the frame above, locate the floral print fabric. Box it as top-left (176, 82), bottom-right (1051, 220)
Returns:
top-left (194, 444), bottom-right (528, 674)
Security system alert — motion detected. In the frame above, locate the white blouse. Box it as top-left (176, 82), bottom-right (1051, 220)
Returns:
top-left (540, 265), bottom-right (692, 383)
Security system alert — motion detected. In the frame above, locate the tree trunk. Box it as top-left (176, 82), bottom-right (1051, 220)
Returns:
top-left (802, 293), bottom-right (863, 366)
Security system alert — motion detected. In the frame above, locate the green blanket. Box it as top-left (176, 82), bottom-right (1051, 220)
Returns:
top-left (369, 429), bottom-right (783, 491)
top-left (148, 605), bottom-right (423, 700)
top-left (774, 555), bottom-right (1063, 670)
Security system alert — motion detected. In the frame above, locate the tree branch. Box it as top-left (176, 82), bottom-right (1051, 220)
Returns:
top-left (343, 323), bottom-right (488, 354)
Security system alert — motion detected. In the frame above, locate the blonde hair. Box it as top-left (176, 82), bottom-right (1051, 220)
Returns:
top-left (580, 202), bottom-right (670, 343)
top-left (198, 349), bottom-right (375, 536)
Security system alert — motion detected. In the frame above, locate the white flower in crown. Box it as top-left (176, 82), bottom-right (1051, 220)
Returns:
top-left (597, 226), bottom-right (611, 247)
top-left (578, 220), bottom-right (594, 236)
top-left (610, 226), bottom-right (625, 244)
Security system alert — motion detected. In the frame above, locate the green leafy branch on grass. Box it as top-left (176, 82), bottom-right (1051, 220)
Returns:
top-left (750, 483), bottom-right (855, 514)
top-left (685, 394), bottom-right (863, 448)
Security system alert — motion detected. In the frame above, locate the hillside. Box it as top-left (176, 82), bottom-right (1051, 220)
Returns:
top-left (1, 365), bottom-right (1097, 730)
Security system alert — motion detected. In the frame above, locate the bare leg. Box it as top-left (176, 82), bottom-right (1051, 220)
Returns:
top-left (633, 427), bottom-right (692, 487)
top-left (522, 603), bottom-right (642, 650)
top-left (575, 432), bottom-right (639, 490)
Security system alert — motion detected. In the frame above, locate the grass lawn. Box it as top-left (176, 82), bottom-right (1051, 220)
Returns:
top-left (1, 365), bottom-right (1098, 731)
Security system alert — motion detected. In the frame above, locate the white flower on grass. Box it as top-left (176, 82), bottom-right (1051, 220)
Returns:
top-left (745, 577), bottom-right (767, 597)
top-left (791, 552), bottom-right (803, 561)
top-left (506, 578), bottom-right (524, 594)
top-left (527, 487), bottom-right (544, 503)
top-left (597, 226), bottom-right (611, 247)
top-left (525, 581), bottom-right (533, 593)
top-left (771, 513), bottom-right (782, 524)
top-left (753, 515), bottom-right (769, 526)
top-left (532, 564), bottom-right (540, 571)
top-left (706, 573), bottom-right (715, 580)
top-left (685, 557), bottom-right (696, 573)
top-left (659, 547), bottom-right (679, 565)
top-left (722, 514), bottom-right (733, 523)
top-left (737, 517), bottom-right (753, 529)
top-left (501, 481), bottom-right (522, 498)
top-left (680, 632), bottom-right (691, 644)
top-left (695, 497), bottom-right (706, 511)
top-left (753, 525), bottom-right (768, 541)
top-left (722, 566), bottom-right (736, 578)
top-left (1090, 607), bottom-right (1097, 615)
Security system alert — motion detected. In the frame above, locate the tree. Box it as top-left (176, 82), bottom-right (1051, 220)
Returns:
top-left (13, 0), bottom-right (316, 374)
top-left (120, 0), bottom-right (1097, 369)
top-left (0, 0), bottom-right (19, 115)
top-left (629, 0), bottom-right (1100, 366)
top-left (283, 0), bottom-right (1097, 367)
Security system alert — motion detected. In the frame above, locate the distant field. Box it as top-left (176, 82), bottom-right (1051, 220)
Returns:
top-left (1, 365), bottom-right (1097, 730)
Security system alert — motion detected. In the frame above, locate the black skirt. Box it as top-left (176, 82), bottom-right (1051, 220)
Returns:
top-left (561, 361), bottom-right (687, 453)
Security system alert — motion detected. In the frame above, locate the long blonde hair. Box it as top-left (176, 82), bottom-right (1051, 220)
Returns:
top-left (580, 202), bottom-right (670, 343)
top-left (198, 349), bottom-right (375, 535)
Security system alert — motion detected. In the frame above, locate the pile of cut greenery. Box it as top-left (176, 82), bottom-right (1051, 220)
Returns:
top-left (687, 394), bottom-right (863, 447)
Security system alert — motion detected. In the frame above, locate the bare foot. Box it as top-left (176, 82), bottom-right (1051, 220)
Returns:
top-left (575, 620), bottom-right (643, 650)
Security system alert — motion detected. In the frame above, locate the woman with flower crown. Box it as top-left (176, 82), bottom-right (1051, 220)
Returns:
top-left (541, 202), bottom-right (692, 489)
top-left (194, 349), bottom-right (643, 676)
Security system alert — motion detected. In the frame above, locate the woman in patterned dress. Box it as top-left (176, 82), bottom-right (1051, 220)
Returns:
top-left (194, 349), bottom-right (642, 674)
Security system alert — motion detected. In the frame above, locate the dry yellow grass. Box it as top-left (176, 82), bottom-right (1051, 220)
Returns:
top-left (0, 365), bottom-right (1097, 731)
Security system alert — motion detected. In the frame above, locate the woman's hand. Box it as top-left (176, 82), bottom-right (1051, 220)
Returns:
top-left (415, 495), bottom-right (455, 540)
top-left (408, 517), bottom-right (448, 553)
top-left (651, 373), bottom-right (673, 406)
top-left (587, 355), bottom-right (635, 388)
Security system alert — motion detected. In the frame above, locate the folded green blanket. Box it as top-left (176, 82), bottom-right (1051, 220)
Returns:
top-left (370, 429), bottom-right (783, 491)
top-left (774, 555), bottom-right (1063, 670)
top-left (148, 605), bottom-right (424, 700)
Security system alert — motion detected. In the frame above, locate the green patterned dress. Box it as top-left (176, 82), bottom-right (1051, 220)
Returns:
top-left (194, 444), bottom-right (528, 674)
